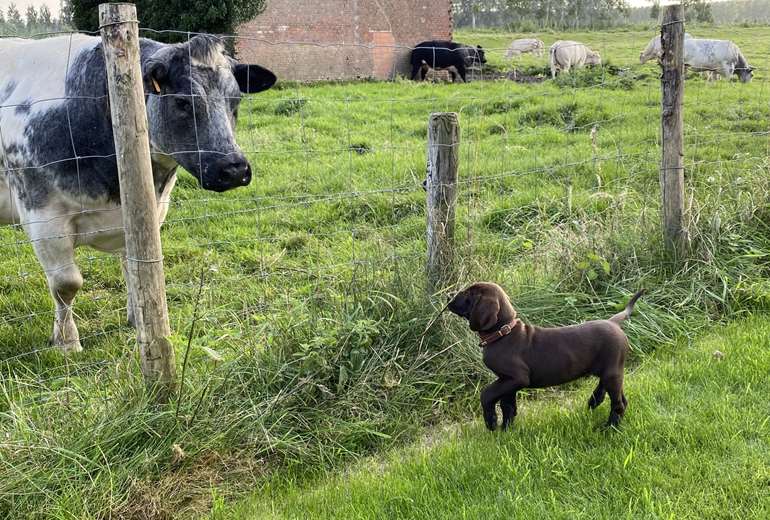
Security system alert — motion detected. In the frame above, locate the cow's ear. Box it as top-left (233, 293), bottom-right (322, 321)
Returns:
top-left (234, 64), bottom-right (276, 93)
top-left (143, 61), bottom-right (167, 95)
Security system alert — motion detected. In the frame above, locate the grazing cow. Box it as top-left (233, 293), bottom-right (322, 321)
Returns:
top-left (549, 40), bottom-right (601, 78)
top-left (410, 40), bottom-right (486, 82)
top-left (639, 33), bottom-right (693, 64)
top-left (640, 35), bottom-right (752, 82)
top-left (0, 34), bottom-right (276, 352)
top-left (684, 38), bottom-right (753, 82)
top-left (505, 38), bottom-right (545, 58)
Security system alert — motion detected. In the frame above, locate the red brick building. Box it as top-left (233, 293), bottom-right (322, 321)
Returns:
top-left (236, 0), bottom-right (453, 82)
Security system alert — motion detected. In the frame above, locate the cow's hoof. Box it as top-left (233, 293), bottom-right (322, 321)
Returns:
top-left (59, 340), bottom-right (83, 354)
top-left (52, 321), bottom-right (82, 354)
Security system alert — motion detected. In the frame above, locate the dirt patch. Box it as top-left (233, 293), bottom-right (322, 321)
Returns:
top-left (113, 450), bottom-right (268, 520)
top-left (468, 68), bottom-right (546, 83)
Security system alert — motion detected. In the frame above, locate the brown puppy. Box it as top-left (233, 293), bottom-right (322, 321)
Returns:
top-left (447, 282), bottom-right (644, 430)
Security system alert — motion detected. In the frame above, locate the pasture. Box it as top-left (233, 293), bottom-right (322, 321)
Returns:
top-left (1, 25), bottom-right (770, 518)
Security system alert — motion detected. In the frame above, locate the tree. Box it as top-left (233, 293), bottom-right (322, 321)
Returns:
top-left (60, 0), bottom-right (74, 27)
top-left (6, 3), bottom-right (23, 34)
top-left (683, 0), bottom-right (713, 23)
top-left (71, 0), bottom-right (267, 41)
top-left (25, 5), bottom-right (39, 32)
top-left (504, 0), bottom-right (628, 30)
top-left (39, 5), bottom-right (53, 28)
top-left (650, 0), bottom-right (660, 20)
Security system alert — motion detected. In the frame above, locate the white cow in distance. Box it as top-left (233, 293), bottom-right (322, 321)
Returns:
top-left (639, 33), bottom-right (694, 63)
top-left (549, 41), bottom-right (601, 78)
top-left (684, 38), bottom-right (753, 82)
top-left (640, 35), bottom-right (753, 82)
top-left (505, 38), bottom-right (545, 58)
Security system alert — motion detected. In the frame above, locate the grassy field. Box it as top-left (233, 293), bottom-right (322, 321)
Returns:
top-left (1, 26), bottom-right (770, 518)
top-left (225, 317), bottom-right (770, 519)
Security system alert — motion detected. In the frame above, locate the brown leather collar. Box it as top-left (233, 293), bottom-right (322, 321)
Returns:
top-left (478, 319), bottom-right (520, 347)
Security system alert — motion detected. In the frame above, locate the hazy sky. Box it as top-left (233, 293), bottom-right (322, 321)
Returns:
top-left (1, 0), bottom-right (61, 15)
top-left (0, 1), bottom-right (729, 18)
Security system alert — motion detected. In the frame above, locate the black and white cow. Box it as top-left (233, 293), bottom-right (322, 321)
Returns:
top-left (0, 34), bottom-right (276, 353)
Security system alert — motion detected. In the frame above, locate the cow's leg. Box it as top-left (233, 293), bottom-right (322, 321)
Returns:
top-left (410, 63), bottom-right (421, 80)
top-left (29, 231), bottom-right (83, 353)
top-left (722, 64), bottom-right (733, 81)
top-left (120, 254), bottom-right (136, 328)
top-left (456, 63), bottom-right (467, 83)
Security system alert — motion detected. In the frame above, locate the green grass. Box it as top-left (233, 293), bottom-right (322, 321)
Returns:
top-left (1, 25), bottom-right (770, 518)
top-left (225, 317), bottom-right (770, 519)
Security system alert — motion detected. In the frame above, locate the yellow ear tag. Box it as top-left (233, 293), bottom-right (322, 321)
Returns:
top-left (151, 78), bottom-right (161, 94)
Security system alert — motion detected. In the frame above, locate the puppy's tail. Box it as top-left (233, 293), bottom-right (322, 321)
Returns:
top-left (609, 289), bottom-right (645, 324)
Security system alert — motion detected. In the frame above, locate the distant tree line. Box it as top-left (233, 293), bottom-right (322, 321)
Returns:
top-left (453, 0), bottom-right (723, 30)
top-left (635, 0), bottom-right (770, 25)
top-left (0, 1), bottom-right (73, 36)
top-left (453, 0), bottom-right (632, 30)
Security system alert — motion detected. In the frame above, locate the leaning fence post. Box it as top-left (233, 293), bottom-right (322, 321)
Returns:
top-left (426, 112), bottom-right (459, 293)
top-left (100, 3), bottom-right (175, 400)
top-left (660, 4), bottom-right (688, 257)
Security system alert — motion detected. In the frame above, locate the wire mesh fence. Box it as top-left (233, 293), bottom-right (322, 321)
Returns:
top-left (1, 13), bottom-right (770, 490)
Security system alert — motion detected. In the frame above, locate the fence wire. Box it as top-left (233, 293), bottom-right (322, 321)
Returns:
top-left (1, 25), bottom-right (769, 427)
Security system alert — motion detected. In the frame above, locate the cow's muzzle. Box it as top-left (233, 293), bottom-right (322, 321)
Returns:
top-left (209, 153), bottom-right (252, 191)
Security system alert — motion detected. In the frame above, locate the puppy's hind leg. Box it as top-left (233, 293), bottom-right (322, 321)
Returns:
top-left (588, 381), bottom-right (606, 410)
top-left (603, 374), bottom-right (626, 428)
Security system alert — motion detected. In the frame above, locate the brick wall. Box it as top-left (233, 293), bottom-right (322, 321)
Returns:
top-left (236, 0), bottom-right (453, 82)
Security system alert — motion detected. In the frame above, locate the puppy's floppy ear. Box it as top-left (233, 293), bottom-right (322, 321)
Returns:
top-left (469, 293), bottom-right (500, 332)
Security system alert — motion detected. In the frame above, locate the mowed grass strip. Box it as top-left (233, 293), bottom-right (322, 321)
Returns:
top-left (230, 317), bottom-right (770, 520)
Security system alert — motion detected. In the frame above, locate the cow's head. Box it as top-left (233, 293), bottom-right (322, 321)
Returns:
top-left (586, 51), bottom-right (602, 66)
top-left (143, 35), bottom-right (276, 192)
top-left (463, 45), bottom-right (487, 67)
top-left (736, 66), bottom-right (753, 83)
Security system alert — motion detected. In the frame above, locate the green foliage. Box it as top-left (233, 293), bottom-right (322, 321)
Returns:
top-left (0, 1), bottom-right (71, 35)
top-left (649, 0), bottom-right (660, 20)
top-left (70, 0), bottom-right (266, 40)
top-left (232, 318), bottom-right (770, 519)
top-left (274, 98), bottom-right (307, 116)
top-left (3, 25), bottom-right (770, 519)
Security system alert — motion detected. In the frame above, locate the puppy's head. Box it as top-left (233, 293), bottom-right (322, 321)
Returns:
top-left (447, 282), bottom-right (516, 332)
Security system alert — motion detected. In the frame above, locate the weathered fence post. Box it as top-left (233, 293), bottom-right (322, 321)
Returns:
top-left (100, 3), bottom-right (175, 400)
top-left (426, 112), bottom-right (459, 293)
top-left (660, 4), bottom-right (688, 257)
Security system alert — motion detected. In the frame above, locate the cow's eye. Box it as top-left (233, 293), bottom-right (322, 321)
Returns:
top-left (174, 97), bottom-right (192, 112)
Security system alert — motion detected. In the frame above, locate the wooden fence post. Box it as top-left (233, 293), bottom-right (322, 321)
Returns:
top-left (100, 3), bottom-right (175, 400)
top-left (660, 4), bottom-right (688, 257)
top-left (426, 112), bottom-right (459, 293)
